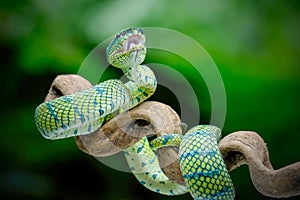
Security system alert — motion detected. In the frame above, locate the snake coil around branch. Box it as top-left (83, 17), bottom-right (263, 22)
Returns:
top-left (43, 74), bottom-right (300, 198)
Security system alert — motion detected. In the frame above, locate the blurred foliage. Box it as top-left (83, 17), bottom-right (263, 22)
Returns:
top-left (0, 0), bottom-right (300, 199)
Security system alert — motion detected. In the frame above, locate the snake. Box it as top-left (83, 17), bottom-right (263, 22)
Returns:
top-left (34, 28), bottom-right (235, 199)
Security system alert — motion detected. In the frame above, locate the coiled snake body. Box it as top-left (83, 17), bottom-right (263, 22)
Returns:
top-left (35, 28), bottom-right (235, 199)
top-left (150, 125), bottom-right (235, 199)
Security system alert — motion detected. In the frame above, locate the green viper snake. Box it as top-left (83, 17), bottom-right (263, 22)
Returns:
top-left (34, 28), bottom-right (235, 199)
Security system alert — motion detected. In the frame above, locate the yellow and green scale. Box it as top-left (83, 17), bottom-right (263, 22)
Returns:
top-left (35, 79), bottom-right (130, 139)
top-left (150, 125), bottom-right (235, 199)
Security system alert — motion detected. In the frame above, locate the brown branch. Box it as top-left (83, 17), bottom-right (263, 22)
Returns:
top-left (219, 131), bottom-right (300, 198)
top-left (44, 74), bottom-right (93, 102)
top-left (43, 74), bottom-right (300, 198)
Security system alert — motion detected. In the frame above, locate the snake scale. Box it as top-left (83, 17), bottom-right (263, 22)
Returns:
top-left (34, 28), bottom-right (235, 199)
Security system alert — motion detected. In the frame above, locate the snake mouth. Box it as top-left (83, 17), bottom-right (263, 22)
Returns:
top-left (116, 34), bottom-right (145, 54)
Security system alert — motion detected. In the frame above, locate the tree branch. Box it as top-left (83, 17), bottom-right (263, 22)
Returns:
top-left (43, 74), bottom-right (300, 198)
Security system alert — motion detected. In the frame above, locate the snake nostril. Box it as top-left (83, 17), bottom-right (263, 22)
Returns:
top-left (134, 119), bottom-right (150, 127)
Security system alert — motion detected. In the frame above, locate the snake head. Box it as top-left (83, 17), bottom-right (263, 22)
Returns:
top-left (106, 28), bottom-right (146, 71)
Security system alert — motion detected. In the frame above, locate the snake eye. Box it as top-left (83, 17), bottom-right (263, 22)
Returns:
top-left (121, 31), bottom-right (126, 36)
top-left (116, 34), bottom-right (120, 39)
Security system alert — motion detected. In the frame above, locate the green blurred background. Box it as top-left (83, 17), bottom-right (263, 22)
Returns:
top-left (1, 0), bottom-right (299, 199)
